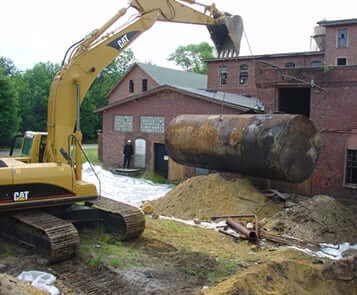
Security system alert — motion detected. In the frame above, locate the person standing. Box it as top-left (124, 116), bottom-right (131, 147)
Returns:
top-left (123, 139), bottom-right (134, 169)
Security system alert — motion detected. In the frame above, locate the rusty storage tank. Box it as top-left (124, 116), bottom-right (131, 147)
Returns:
top-left (165, 114), bottom-right (322, 183)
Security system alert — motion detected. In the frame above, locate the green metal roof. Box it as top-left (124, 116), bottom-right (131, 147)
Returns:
top-left (137, 63), bottom-right (207, 89)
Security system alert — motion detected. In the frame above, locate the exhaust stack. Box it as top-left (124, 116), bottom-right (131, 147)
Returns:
top-left (207, 15), bottom-right (243, 58)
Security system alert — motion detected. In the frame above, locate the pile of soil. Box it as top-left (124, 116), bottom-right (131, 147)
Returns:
top-left (265, 195), bottom-right (357, 244)
top-left (203, 249), bottom-right (357, 295)
top-left (151, 174), bottom-right (283, 221)
top-left (0, 274), bottom-right (48, 295)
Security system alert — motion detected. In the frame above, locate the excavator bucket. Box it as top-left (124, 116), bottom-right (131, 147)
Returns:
top-left (207, 15), bottom-right (243, 58)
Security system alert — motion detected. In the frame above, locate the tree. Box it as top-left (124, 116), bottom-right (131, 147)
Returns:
top-left (81, 49), bottom-right (135, 141)
top-left (0, 57), bottom-right (19, 76)
top-left (17, 62), bottom-right (59, 133)
top-left (167, 42), bottom-right (214, 74)
top-left (0, 68), bottom-right (19, 145)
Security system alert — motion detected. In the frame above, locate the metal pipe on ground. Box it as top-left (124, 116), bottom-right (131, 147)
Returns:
top-left (165, 114), bottom-right (322, 183)
top-left (226, 218), bottom-right (257, 241)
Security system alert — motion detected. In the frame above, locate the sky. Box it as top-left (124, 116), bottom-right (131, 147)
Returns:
top-left (1, 0), bottom-right (356, 71)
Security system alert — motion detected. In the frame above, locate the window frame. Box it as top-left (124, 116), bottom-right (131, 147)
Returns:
top-left (239, 64), bottom-right (248, 85)
top-left (311, 60), bottom-right (323, 68)
top-left (285, 62), bottom-right (296, 68)
top-left (336, 28), bottom-right (348, 49)
top-left (336, 57), bottom-right (347, 66)
top-left (218, 66), bottom-right (228, 86)
top-left (142, 79), bottom-right (148, 92)
top-left (129, 80), bottom-right (134, 93)
top-left (344, 148), bottom-right (357, 188)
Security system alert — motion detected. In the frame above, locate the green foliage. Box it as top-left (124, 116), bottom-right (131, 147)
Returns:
top-left (81, 49), bottom-right (135, 141)
top-left (0, 57), bottom-right (19, 76)
top-left (0, 67), bottom-right (19, 145)
top-left (167, 42), bottom-right (214, 74)
top-left (17, 62), bottom-right (59, 133)
top-left (0, 49), bottom-right (135, 143)
top-left (141, 172), bottom-right (177, 184)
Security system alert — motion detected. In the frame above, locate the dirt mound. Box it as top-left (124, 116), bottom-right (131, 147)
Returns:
top-left (0, 274), bottom-right (49, 295)
top-left (265, 195), bottom-right (357, 244)
top-left (203, 249), bottom-right (357, 295)
top-left (151, 174), bottom-right (283, 221)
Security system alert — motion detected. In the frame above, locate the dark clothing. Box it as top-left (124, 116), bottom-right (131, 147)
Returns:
top-left (123, 143), bottom-right (134, 156)
top-left (123, 143), bottom-right (134, 168)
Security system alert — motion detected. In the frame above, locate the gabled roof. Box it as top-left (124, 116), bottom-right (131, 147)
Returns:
top-left (137, 63), bottom-right (208, 89)
top-left (107, 63), bottom-right (208, 98)
top-left (96, 84), bottom-right (264, 113)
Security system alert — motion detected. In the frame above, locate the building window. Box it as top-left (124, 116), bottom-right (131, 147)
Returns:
top-left (140, 116), bottom-right (165, 133)
top-left (114, 115), bottom-right (133, 132)
top-left (337, 57), bottom-right (347, 66)
top-left (142, 79), bottom-right (148, 92)
top-left (337, 29), bottom-right (348, 48)
top-left (239, 65), bottom-right (248, 84)
top-left (311, 60), bottom-right (322, 67)
top-left (346, 149), bottom-right (357, 185)
top-left (219, 66), bottom-right (228, 85)
top-left (129, 80), bottom-right (134, 93)
top-left (285, 62), bottom-right (295, 68)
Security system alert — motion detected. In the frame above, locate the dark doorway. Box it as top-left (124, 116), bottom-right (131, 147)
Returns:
top-left (278, 88), bottom-right (311, 117)
top-left (154, 143), bottom-right (168, 178)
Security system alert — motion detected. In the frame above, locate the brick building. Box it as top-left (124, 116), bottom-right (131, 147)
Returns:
top-left (205, 18), bottom-right (357, 197)
top-left (96, 63), bottom-right (263, 179)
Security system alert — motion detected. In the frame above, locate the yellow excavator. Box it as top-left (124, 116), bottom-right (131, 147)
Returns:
top-left (0, 0), bottom-right (243, 262)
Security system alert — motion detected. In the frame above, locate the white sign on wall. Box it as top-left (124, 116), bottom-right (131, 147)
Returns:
top-left (114, 115), bottom-right (133, 132)
top-left (140, 116), bottom-right (165, 134)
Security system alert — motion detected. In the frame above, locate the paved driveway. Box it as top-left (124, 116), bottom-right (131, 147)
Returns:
top-left (0, 149), bottom-right (9, 157)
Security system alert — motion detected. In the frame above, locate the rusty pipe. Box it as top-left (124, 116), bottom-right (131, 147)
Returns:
top-left (226, 218), bottom-right (257, 241)
top-left (212, 214), bottom-right (259, 240)
top-left (165, 114), bottom-right (322, 183)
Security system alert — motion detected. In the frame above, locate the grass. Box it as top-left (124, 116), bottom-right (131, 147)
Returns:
top-left (140, 172), bottom-right (178, 184)
top-left (79, 225), bottom-right (143, 269)
top-left (81, 147), bottom-right (100, 164)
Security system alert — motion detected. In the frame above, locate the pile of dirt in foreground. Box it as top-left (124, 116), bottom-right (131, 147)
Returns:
top-left (151, 174), bottom-right (283, 220)
top-left (265, 194), bottom-right (357, 244)
top-left (202, 249), bottom-right (357, 295)
top-left (0, 274), bottom-right (49, 295)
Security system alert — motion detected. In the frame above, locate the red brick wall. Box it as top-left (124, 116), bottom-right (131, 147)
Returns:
top-left (324, 24), bottom-right (357, 66)
top-left (102, 89), bottom-right (243, 170)
top-left (207, 54), bottom-right (324, 96)
top-left (255, 64), bottom-right (357, 197)
top-left (108, 65), bottom-right (159, 104)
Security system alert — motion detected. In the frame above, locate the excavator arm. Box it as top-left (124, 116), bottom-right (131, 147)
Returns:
top-left (45, 0), bottom-right (243, 180)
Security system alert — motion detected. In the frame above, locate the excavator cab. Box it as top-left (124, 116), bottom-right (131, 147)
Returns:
top-left (9, 131), bottom-right (47, 163)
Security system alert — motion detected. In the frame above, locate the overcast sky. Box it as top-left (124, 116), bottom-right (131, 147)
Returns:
top-left (1, 0), bottom-right (356, 71)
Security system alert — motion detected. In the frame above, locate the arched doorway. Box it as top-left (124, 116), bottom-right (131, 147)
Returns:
top-left (134, 138), bottom-right (146, 168)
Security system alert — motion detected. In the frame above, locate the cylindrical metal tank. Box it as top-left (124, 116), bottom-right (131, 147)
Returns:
top-left (165, 114), bottom-right (322, 183)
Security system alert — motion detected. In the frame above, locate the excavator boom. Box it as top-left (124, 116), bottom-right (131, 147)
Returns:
top-left (0, 0), bottom-right (243, 262)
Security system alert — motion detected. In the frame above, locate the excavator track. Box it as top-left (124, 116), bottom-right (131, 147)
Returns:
top-left (0, 197), bottom-right (145, 263)
top-left (0, 210), bottom-right (79, 263)
top-left (88, 197), bottom-right (145, 240)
